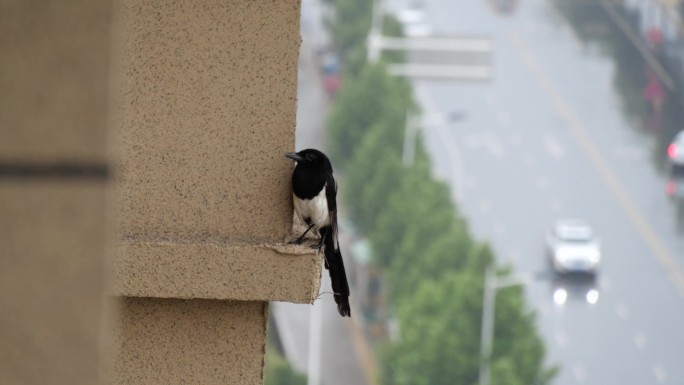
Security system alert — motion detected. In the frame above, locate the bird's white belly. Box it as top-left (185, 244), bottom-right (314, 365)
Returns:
top-left (293, 186), bottom-right (329, 229)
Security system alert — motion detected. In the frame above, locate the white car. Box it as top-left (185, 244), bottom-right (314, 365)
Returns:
top-left (668, 130), bottom-right (684, 167)
top-left (546, 219), bottom-right (601, 276)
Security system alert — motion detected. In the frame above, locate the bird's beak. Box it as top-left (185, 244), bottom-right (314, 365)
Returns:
top-left (285, 152), bottom-right (304, 162)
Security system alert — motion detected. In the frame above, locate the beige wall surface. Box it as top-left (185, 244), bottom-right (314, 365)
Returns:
top-left (0, 0), bottom-right (111, 384)
top-left (0, 1), bottom-right (111, 163)
top-left (112, 242), bottom-right (322, 303)
top-left (0, 182), bottom-right (107, 385)
top-left (2, 0), bottom-right (313, 383)
top-left (108, 1), bottom-right (316, 384)
top-left (106, 298), bottom-right (269, 385)
top-left (114, 0), bottom-right (302, 243)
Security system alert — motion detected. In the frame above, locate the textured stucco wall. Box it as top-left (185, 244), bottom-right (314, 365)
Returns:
top-left (0, 0), bottom-right (110, 163)
top-left (0, 1), bottom-right (110, 384)
top-left (109, 0), bottom-right (318, 319)
top-left (2, 0), bottom-right (314, 383)
top-left (109, 1), bottom-right (317, 384)
top-left (105, 299), bottom-right (269, 385)
top-left (114, 0), bottom-right (302, 243)
top-left (111, 242), bottom-right (321, 303)
top-left (0, 183), bottom-right (106, 385)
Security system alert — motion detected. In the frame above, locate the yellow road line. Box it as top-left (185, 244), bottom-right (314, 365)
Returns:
top-left (508, 29), bottom-right (684, 298)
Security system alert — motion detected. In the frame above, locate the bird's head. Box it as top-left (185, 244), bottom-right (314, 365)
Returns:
top-left (285, 149), bottom-right (332, 171)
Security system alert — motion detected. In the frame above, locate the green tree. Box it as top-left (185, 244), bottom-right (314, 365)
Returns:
top-left (343, 119), bottom-right (405, 233)
top-left (341, 13), bottom-right (406, 78)
top-left (388, 220), bottom-right (473, 301)
top-left (381, 267), bottom-right (555, 385)
top-left (264, 347), bottom-right (307, 385)
top-left (342, 44), bottom-right (370, 78)
top-left (326, 63), bottom-right (412, 167)
top-left (321, 2), bottom-right (556, 384)
top-left (327, 0), bottom-right (372, 60)
top-left (381, 272), bottom-right (483, 385)
top-left (369, 153), bottom-right (455, 268)
top-left (490, 275), bottom-right (557, 385)
top-left (380, 14), bottom-right (406, 64)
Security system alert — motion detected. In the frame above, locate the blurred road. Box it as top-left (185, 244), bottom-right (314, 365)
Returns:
top-left (384, 0), bottom-right (684, 383)
top-left (272, 2), bottom-right (371, 385)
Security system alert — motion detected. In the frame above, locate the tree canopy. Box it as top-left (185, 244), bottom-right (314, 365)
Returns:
top-left (264, 348), bottom-right (306, 385)
top-left (326, 62), bottom-right (413, 167)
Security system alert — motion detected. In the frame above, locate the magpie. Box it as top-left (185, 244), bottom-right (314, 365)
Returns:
top-left (286, 149), bottom-right (351, 317)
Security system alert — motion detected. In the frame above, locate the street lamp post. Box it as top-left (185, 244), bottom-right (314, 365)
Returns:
top-left (367, 0), bottom-right (384, 63)
top-left (402, 110), bottom-right (454, 167)
top-left (479, 266), bottom-right (531, 385)
top-left (478, 267), bottom-right (496, 385)
top-left (402, 110), bottom-right (419, 167)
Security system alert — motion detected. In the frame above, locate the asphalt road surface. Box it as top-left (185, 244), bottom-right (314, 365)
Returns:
top-left (383, 0), bottom-right (684, 383)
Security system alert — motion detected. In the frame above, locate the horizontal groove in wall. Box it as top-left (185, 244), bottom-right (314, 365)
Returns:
top-left (0, 162), bottom-right (109, 180)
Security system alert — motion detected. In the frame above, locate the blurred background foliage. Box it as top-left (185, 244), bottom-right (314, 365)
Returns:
top-left (321, 0), bottom-right (557, 384)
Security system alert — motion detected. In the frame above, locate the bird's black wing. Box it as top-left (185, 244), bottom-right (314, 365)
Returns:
top-left (325, 176), bottom-right (338, 248)
top-left (323, 173), bottom-right (351, 317)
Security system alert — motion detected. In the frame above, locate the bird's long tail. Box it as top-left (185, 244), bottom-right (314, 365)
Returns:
top-left (322, 226), bottom-right (351, 317)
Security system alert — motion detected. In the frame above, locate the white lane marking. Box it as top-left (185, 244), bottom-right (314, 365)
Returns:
top-left (555, 331), bottom-right (569, 349)
top-left (494, 223), bottom-right (507, 236)
top-left (510, 131), bottom-right (522, 147)
top-left (572, 363), bottom-right (587, 383)
top-left (489, 138), bottom-right (505, 158)
top-left (485, 91), bottom-right (498, 106)
top-left (497, 110), bottom-right (511, 127)
top-left (524, 154), bottom-right (536, 167)
top-left (633, 332), bottom-right (647, 349)
top-left (615, 303), bottom-right (629, 320)
top-left (463, 133), bottom-right (487, 150)
top-left (543, 133), bottom-right (565, 159)
top-left (479, 199), bottom-right (492, 214)
top-left (537, 176), bottom-right (550, 191)
top-left (599, 275), bottom-right (611, 292)
top-left (613, 145), bottom-right (646, 161)
top-left (463, 133), bottom-right (505, 158)
top-left (652, 364), bottom-right (667, 383)
top-left (465, 176), bottom-right (479, 190)
top-left (506, 250), bottom-right (520, 263)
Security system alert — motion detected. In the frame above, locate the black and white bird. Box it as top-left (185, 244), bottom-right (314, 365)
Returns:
top-left (286, 149), bottom-right (351, 317)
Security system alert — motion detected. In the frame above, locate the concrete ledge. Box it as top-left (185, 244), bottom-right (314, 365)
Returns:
top-left (110, 241), bottom-right (322, 303)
